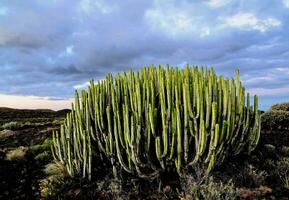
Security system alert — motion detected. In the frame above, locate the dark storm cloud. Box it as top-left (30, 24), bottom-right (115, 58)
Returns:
top-left (1, 0), bottom-right (289, 110)
top-left (48, 65), bottom-right (87, 75)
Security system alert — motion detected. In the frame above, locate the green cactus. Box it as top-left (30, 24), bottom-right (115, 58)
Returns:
top-left (52, 65), bottom-right (261, 180)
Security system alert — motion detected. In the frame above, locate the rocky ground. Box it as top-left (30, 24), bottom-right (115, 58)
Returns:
top-left (0, 108), bottom-right (69, 200)
top-left (0, 107), bottom-right (288, 200)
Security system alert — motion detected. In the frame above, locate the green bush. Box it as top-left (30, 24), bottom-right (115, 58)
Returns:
top-left (2, 121), bottom-right (22, 130)
top-left (35, 151), bottom-right (51, 161)
top-left (269, 102), bottom-right (289, 111)
top-left (1, 121), bottom-right (55, 131)
top-left (30, 138), bottom-right (53, 155)
top-left (280, 146), bottom-right (289, 157)
top-left (52, 118), bottom-right (64, 125)
top-left (41, 161), bottom-right (70, 198)
top-left (261, 110), bottom-right (289, 130)
top-left (271, 158), bottom-right (289, 190)
top-left (184, 177), bottom-right (238, 200)
top-left (52, 66), bottom-right (261, 180)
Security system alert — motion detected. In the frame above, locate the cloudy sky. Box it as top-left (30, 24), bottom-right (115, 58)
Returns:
top-left (0, 0), bottom-right (289, 110)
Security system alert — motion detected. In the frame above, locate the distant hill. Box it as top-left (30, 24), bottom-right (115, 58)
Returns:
top-left (0, 107), bottom-right (54, 113)
top-left (0, 107), bottom-right (70, 122)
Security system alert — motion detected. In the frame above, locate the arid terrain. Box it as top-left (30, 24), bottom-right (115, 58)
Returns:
top-left (0, 108), bottom-right (69, 200)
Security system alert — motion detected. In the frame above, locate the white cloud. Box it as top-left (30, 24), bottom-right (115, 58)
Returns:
top-left (177, 61), bottom-right (188, 67)
top-left (58, 45), bottom-right (75, 58)
top-left (206, 0), bottom-right (232, 8)
top-left (80, 0), bottom-right (114, 15)
top-left (200, 27), bottom-right (211, 37)
top-left (247, 87), bottom-right (289, 96)
top-left (145, 7), bottom-right (211, 38)
top-left (47, 45), bottom-right (75, 64)
top-left (65, 45), bottom-right (74, 56)
top-left (73, 81), bottom-right (89, 90)
top-left (223, 12), bottom-right (281, 32)
top-left (276, 67), bottom-right (289, 74)
top-left (0, 6), bottom-right (9, 16)
top-left (243, 76), bottom-right (276, 83)
top-left (73, 80), bottom-right (104, 90)
top-left (283, 0), bottom-right (289, 8)
top-left (145, 11), bottom-right (192, 34)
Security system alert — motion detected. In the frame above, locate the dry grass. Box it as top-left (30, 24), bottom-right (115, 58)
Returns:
top-left (40, 161), bottom-right (70, 198)
top-left (180, 175), bottom-right (238, 200)
top-left (44, 161), bottom-right (68, 177)
top-left (5, 146), bottom-right (28, 161)
top-left (280, 175), bottom-right (289, 190)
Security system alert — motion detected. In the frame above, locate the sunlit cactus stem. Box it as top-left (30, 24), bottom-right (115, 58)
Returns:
top-left (52, 65), bottom-right (261, 180)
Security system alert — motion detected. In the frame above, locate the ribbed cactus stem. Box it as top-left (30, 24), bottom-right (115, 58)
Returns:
top-left (51, 65), bottom-right (261, 180)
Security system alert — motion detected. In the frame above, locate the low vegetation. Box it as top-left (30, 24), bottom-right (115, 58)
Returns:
top-left (5, 146), bottom-right (28, 161)
top-left (261, 102), bottom-right (289, 130)
top-left (261, 110), bottom-right (289, 130)
top-left (184, 177), bottom-right (238, 200)
top-left (269, 102), bottom-right (289, 111)
top-left (1, 121), bottom-right (63, 131)
top-left (2, 121), bottom-right (22, 130)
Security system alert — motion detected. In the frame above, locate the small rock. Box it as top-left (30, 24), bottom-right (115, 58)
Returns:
top-left (74, 188), bottom-right (81, 197)
top-left (0, 129), bottom-right (17, 137)
top-left (163, 185), bottom-right (172, 194)
top-left (280, 146), bottom-right (289, 157)
top-left (100, 191), bottom-right (109, 199)
top-left (66, 188), bottom-right (81, 197)
top-left (258, 186), bottom-right (272, 194)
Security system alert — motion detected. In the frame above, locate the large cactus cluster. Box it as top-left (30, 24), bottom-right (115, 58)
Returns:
top-left (51, 65), bottom-right (261, 180)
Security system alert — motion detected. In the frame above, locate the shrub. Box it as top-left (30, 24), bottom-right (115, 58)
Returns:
top-left (239, 164), bottom-right (267, 187)
top-left (276, 158), bottom-right (289, 189)
top-left (263, 144), bottom-right (276, 154)
top-left (44, 161), bottom-right (69, 177)
top-left (30, 138), bottom-right (53, 155)
top-left (52, 118), bottom-right (64, 125)
top-left (280, 146), bottom-right (289, 157)
top-left (263, 157), bottom-right (289, 190)
top-left (182, 176), bottom-right (238, 200)
top-left (261, 110), bottom-right (289, 130)
top-left (51, 66), bottom-right (261, 180)
top-left (269, 102), bottom-right (289, 111)
top-left (5, 146), bottom-right (28, 161)
top-left (281, 176), bottom-right (289, 190)
top-left (2, 121), bottom-right (22, 130)
top-left (35, 151), bottom-right (51, 161)
top-left (41, 161), bottom-right (70, 198)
